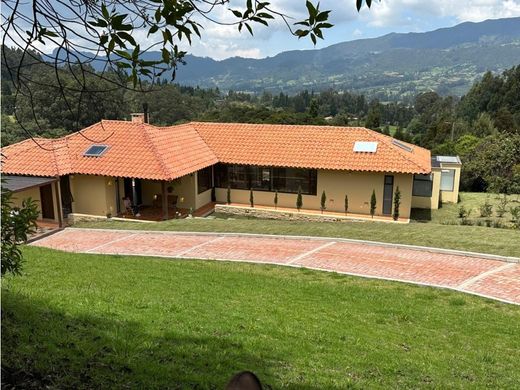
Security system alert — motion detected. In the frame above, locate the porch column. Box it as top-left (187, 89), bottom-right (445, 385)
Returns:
top-left (161, 181), bottom-right (168, 220)
top-left (54, 180), bottom-right (63, 228)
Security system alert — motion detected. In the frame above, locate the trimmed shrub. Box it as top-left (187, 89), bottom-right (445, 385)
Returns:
top-left (274, 190), bottom-right (278, 210)
top-left (227, 185), bottom-right (231, 204)
top-left (249, 188), bottom-right (254, 208)
top-left (479, 198), bottom-right (493, 218)
top-left (344, 194), bottom-right (348, 215)
top-left (296, 186), bottom-right (303, 211)
top-left (370, 189), bottom-right (377, 218)
top-left (393, 186), bottom-right (401, 221)
top-left (320, 190), bottom-right (327, 213)
top-left (496, 195), bottom-right (508, 218)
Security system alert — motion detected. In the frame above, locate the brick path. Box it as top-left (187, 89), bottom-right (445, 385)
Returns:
top-left (31, 228), bottom-right (520, 305)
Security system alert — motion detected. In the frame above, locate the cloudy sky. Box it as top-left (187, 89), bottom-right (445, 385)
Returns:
top-left (183, 0), bottom-right (520, 59)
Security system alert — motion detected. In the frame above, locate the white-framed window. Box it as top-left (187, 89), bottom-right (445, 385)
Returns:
top-left (440, 169), bottom-right (455, 191)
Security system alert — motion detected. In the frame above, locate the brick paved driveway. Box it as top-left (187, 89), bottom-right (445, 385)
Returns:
top-left (31, 228), bottom-right (520, 305)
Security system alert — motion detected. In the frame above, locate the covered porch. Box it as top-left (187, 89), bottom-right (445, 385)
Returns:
top-left (114, 167), bottom-right (214, 220)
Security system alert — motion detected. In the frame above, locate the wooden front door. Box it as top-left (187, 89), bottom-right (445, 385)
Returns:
top-left (39, 184), bottom-right (55, 219)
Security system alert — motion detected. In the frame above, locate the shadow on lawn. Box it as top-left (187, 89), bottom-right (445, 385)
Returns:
top-left (1, 290), bottom-right (345, 390)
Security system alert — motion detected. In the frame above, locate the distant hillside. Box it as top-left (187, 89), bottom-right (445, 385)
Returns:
top-left (50, 17), bottom-right (520, 100)
top-left (168, 17), bottom-right (520, 99)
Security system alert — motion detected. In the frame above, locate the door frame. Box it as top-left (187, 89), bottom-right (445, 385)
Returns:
top-left (382, 175), bottom-right (394, 215)
top-left (39, 183), bottom-right (55, 220)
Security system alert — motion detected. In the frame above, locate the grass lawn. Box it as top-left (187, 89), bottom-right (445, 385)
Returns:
top-left (75, 215), bottom-right (520, 257)
top-left (411, 192), bottom-right (520, 226)
top-left (2, 247), bottom-right (520, 389)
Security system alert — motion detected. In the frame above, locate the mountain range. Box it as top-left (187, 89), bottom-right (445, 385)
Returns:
top-left (73, 17), bottom-right (520, 100)
top-left (169, 17), bottom-right (520, 99)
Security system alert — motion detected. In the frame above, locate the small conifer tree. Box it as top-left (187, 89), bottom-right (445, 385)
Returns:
top-left (227, 185), bottom-right (231, 204)
top-left (370, 189), bottom-right (377, 218)
top-left (344, 194), bottom-right (348, 215)
top-left (320, 190), bottom-right (327, 213)
top-left (274, 190), bottom-right (278, 209)
top-left (249, 188), bottom-right (254, 208)
top-left (296, 185), bottom-right (303, 211)
top-left (393, 186), bottom-right (401, 221)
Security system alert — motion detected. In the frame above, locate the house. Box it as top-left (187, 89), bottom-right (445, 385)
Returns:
top-left (1, 114), bottom-right (461, 223)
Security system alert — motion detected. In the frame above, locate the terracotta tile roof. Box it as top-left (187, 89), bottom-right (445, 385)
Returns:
top-left (1, 121), bottom-right (431, 179)
top-left (192, 122), bottom-right (431, 174)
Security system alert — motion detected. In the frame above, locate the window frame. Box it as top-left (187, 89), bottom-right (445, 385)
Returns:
top-left (197, 166), bottom-right (213, 194)
top-left (214, 163), bottom-right (317, 196)
top-left (440, 169), bottom-right (455, 192)
top-left (412, 174), bottom-right (433, 197)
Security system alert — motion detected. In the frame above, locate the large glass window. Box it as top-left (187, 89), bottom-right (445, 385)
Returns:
top-left (413, 174), bottom-right (433, 197)
top-left (197, 166), bottom-right (212, 194)
top-left (214, 164), bottom-right (317, 195)
top-left (273, 168), bottom-right (317, 195)
top-left (440, 169), bottom-right (455, 191)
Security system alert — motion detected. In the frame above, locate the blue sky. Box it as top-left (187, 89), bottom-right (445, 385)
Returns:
top-left (182, 0), bottom-right (520, 59)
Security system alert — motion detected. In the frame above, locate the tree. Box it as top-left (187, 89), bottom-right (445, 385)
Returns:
top-left (320, 190), bottom-right (327, 213)
top-left (1, 187), bottom-right (39, 275)
top-left (393, 186), bottom-right (401, 221)
top-left (370, 189), bottom-right (377, 218)
top-left (365, 99), bottom-right (381, 130)
top-left (274, 190), bottom-right (278, 210)
top-left (249, 188), bottom-right (254, 208)
top-left (344, 194), bottom-right (349, 215)
top-left (309, 99), bottom-right (320, 118)
top-left (296, 186), bottom-right (303, 211)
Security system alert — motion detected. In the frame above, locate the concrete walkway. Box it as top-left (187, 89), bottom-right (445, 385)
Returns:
top-left (31, 228), bottom-right (520, 305)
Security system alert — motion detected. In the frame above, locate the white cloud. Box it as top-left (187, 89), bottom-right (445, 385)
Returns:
top-left (362, 0), bottom-right (520, 28)
top-left (353, 28), bottom-right (363, 36)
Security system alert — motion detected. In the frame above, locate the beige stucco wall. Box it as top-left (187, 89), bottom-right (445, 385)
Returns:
top-left (141, 180), bottom-right (162, 206)
top-left (439, 164), bottom-right (461, 204)
top-left (11, 187), bottom-right (42, 218)
top-left (215, 170), bottom-right (414, 219)
top-left (70, 175), bottom-right (116, 217)
top-left (11, 183), bottom-right (61, 222)
top-left (412, 170), bottom-right (441, 210)
top-left (195, 170), bottom-right (213, 209)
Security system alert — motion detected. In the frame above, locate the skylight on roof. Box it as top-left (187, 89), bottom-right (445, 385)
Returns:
top-left (84, 144), bottom-right (108, 157)
top-left (353, 141), bottom-right (378, 153)
top-left (392, 139), bottom-right (413, 153)
top-left (436, 156), bottom-right (460, 163)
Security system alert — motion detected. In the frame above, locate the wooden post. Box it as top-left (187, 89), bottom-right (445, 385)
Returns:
top-left (54, 180), bottom-right (63, 228)
top-left (161, 181), bottom-right (168, 220)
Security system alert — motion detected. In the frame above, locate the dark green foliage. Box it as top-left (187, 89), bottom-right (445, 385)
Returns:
top-left (393, 186), bottom-right (401, 221)
top-left (249, 188), bottom-right (254, 208)
top-left (344, 194), bottom-right (349, 215)
top-left (211, 187), bottom-right (216, 202)
top-left (227, 185), bottom-right (231, 204)
top-left (1, 186), bottom-right (39, 275)
top-left (320, 190), bottom-right (326, 213)
top-left (370, 190), bottom-right (376, 218)
top-left (274, 191), bottom-right (278, 209)
top-left (296, 186), bottom-right (303, 211)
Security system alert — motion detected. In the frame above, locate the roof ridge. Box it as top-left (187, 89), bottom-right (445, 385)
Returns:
top-left (141, 123), bottom-right (174, 180)
top-left (365, 129), bottom-right (429, 173)
top-left (189, 122), bottom-right (222, 161)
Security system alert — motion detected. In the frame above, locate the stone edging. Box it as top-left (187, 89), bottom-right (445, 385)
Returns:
top-left (215, 204), bottom-right (410, 224)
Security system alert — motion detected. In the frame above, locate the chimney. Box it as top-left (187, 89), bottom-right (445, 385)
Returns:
top-left (131, 113), bottom-right (145, 124)
top-left (143, 102), bottom-right (149, 124)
